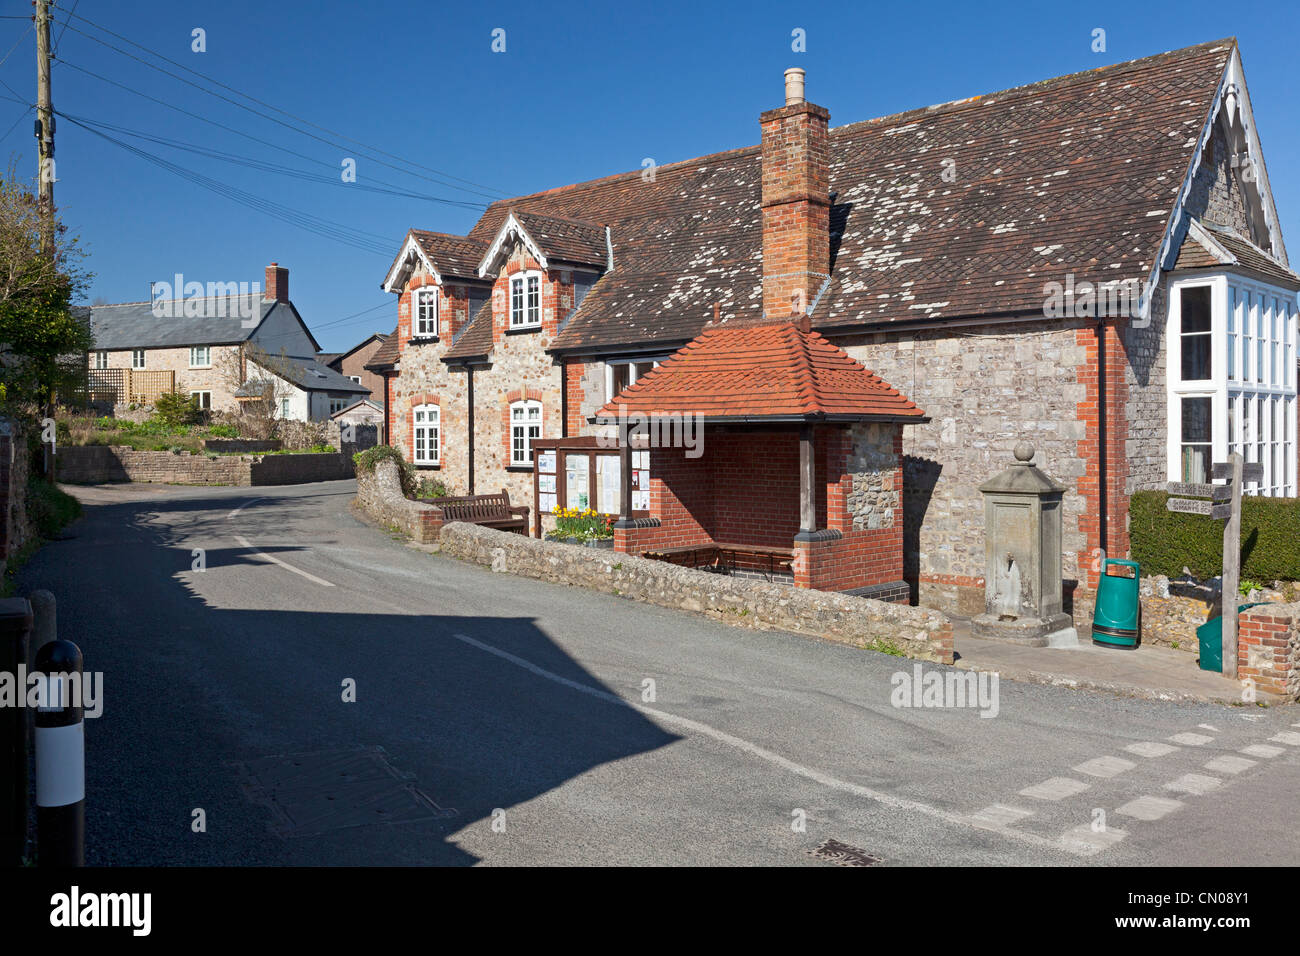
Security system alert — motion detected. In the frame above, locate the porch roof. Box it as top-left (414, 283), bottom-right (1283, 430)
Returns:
top-left (593, 319), bottom-right (927, 423)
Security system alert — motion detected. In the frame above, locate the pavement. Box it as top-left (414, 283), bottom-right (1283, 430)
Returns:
top-left (953, 620), bottom-right (1267, 705)
top-left (12, 478), bottom-right (1300, 866)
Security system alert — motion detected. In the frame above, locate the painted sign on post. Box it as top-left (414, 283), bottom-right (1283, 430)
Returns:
top-left (1168, 456), bottom-right (1246, 680)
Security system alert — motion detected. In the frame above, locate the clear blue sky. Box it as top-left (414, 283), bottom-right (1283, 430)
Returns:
top-left (1, 0), bottom-right (1296, 352)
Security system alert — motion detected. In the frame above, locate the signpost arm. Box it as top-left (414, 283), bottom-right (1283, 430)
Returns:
top-left (1222, 453), bottom-right (1241, 680)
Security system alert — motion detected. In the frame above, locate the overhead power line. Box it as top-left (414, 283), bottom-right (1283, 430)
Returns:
top-left (61, 112), bottom-right (398, 257)
top-left (52, 11), bottom-right (508, 201)
top-left (57, 107), bottom-right (487, 208)
top-left (56, 60), bottom-right (488, 211)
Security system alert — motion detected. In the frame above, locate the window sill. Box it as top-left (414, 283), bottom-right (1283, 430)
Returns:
top-left (413, 463), bottom-right (442, 470)
top-left (505, 325), bottom-right (542, 336)
top-left (506, 464), bottom-right (534, 472)
top-left (409, 335), bottom-right (440, 345)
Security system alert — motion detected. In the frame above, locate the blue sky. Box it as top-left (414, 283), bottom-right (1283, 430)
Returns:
top-left (1, 0), bottom-right (1296, 352)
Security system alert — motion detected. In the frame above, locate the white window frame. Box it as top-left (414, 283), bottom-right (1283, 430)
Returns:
top-left (510, 399), bottom-right (542, 465)
top-left (412, 404), bottom-right (440, 465)
top-left (413, 286), bottom-right (440, 338)
top-left (189, 345), bottom-right (211, 368)
top-left (329, 397), bottom-right (349, 416)
top-left (190, 390), bottom-right (212, 410)
top-left (280, 397), bottom-right (291, 419)
top-left (1167, 274), bottom-right (1298, 496)
top-left (509, 270), bottom-right (543, 329)
top-left (131, 349), bottom-right (145, 370)
top-left (603, 358), bottom-right (663, 402)
top-left (93, 350), bottom-right (108, 370)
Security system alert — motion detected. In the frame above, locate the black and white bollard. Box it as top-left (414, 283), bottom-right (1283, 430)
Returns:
top-left (34, 639), bottom-right (84, 867)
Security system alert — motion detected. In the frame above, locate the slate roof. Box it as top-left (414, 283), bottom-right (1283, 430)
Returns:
top-left (1174, 222), bottom-right (1300, 287)
top-left (253, 355), bottom-right (370, 394)
top-left (595, 319), bottom-right (926, 422)
top-left (443, 298), bottom-right (495, 361)
top-left (90, 297), bottom-right (280, 349)
top-left (454, 39), bottom-right (1237, 353)
top-left (411, 230), bottom-right (489, 280)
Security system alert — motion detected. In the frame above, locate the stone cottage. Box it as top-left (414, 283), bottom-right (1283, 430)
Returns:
top-left (368, 38), bottom-right (1300, 614)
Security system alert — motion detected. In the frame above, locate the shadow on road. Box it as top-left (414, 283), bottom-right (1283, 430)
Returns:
top-left (15, 485), bottom-right (681, 866)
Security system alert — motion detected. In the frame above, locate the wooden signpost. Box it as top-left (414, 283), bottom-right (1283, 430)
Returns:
top-left (1166, 453), bottom-right (1261, 679)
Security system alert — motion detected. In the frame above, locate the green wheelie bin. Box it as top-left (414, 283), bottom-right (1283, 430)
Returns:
top-left (1092, 558), bottom-right (1141, 649)
top-left (1197, 603), bottom-right (1264, 672)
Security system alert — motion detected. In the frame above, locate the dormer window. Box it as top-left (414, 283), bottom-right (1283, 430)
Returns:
top-left (510, 271), bottom-right (542, 329)
top-left (414, 287), bottom-right (439, 338)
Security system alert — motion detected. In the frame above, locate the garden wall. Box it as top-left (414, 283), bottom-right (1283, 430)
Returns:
top-left (56, 446), bottom-right (353, 486)
top-left (0, 418), bottom-right (32, 573)
top-left (438, 521), bottom-right (954, 663)
top-left (353, 459), bottom-right (444, 542)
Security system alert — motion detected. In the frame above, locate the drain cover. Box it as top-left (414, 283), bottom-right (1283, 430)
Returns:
top-left (232, 746), bottom-right (456, 838)
top-left (806, 839), bottom-right (884, 867)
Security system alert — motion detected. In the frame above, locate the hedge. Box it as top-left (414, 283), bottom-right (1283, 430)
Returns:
top-left (1130, 490), bottom-right (1300, 581)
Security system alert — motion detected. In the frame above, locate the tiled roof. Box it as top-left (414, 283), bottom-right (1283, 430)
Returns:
top-left (458, 39), bottom-right (1235, 351)
top-left (412, 230), bottom-right (489, 280)
top-left (1205, 225), bottom-right (1299, 287)
top-left (443, 298), bottom-right (494, 361)
top-left (253, 355), bottom-right (370, 394)
top-left (511, 210), bottom-right (608, 269)
top-left (595, 319), bottom-right (926, 422)
top-left (364, 326), bottom-right (401, 370)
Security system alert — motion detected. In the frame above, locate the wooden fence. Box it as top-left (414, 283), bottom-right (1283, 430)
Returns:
top-left (84, 368), bottom-right (175, 405)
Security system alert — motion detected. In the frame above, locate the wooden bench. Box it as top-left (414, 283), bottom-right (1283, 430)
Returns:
top-left (419, 488), bottom-right (530, 534)
top-left (643, 542), bottom-right (794, 578)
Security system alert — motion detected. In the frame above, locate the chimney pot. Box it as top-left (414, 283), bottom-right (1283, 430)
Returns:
top-left (784, 67), bottom-right (806, 106)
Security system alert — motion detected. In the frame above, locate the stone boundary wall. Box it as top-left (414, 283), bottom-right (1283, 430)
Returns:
top-left (203, 439), bottom-right (282, 453)
top-left (354, 459), bottom-right (444, 542)
top-left (438, 521), bottom-right (954, 663)
top-left (1239, 603), bottom-right (1300, 699)
top-left (56, 445), bottom-right (353, 486)
top-left (0, 419), bottom-right (32, 574)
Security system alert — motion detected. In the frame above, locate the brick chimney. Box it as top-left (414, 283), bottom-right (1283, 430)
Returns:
top-left (264, 262), bottom-right (289, 303)
top-left (760, 68), bottom-right (830, 319)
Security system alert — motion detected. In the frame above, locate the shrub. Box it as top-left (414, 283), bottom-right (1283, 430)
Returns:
top-left (1129, 490), bottom-right (1300, 581)
top-left (207, 423), bottom-right (239, 439)
top-left (153, 391), bottom-right (203, 428)
top-left (414, 477), bottom-right (448, 499)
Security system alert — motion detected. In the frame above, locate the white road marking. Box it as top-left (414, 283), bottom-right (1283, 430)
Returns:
top-left (966, 804), bottom-right (1034, 829)
top-left (1125, 741), bottom-right (1180, 758)
top-left (226, 498), bottom-right (264, 519)
top-left (1164, 773), bottom-right (1222, 795)
top-left (1198, 723), bottom-right (1219, 732)
top-left (1073, 756), bottom-right (1136, 778)
top-left (1204, 755), bottom-right (1256, 775)
top-left (1018, 777), bottom-right (1091, 801)
top-left (1061, 823), bottom-right (1128, 856)
top-left (1116, 796), bottom-right (1183, 821)
top-left (449, 632), bottom-right (1086, 856)
top-left (234, 534), bottom-right (335, 587)
top-left (1241, 743), bottom-right (1284, 758)
top-left (1169, 732), bottom-right (1214, 746)
top-left (1269, 731), bottom-right (1300, 746)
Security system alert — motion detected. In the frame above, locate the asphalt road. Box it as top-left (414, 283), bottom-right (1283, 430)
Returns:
top-left (14, 479), bottom-right (1300, 866)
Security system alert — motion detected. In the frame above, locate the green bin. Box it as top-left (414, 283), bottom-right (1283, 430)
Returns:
top-left (1197, 603), bottom-right (1264, 672)
top-left (1092, 558), bottom-right (1141, 649)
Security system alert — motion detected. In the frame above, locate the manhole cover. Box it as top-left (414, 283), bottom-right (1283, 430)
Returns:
top-left (231, 746), bottom-right (456, 838)
top-left (806, 839), bottom-right (884, 867)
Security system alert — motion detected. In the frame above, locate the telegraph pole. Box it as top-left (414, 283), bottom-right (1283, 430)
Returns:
top-left (35, 0), bottom-right (54, 253)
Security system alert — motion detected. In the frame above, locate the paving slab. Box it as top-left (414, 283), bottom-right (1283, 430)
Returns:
top-left (951, 619), bottom-right (1283, 705)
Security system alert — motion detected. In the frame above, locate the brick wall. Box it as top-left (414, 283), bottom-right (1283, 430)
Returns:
top-left (1238, 603), bottom-right (1300, 699)
top-left (759, 98), bottom-right (830, 317)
